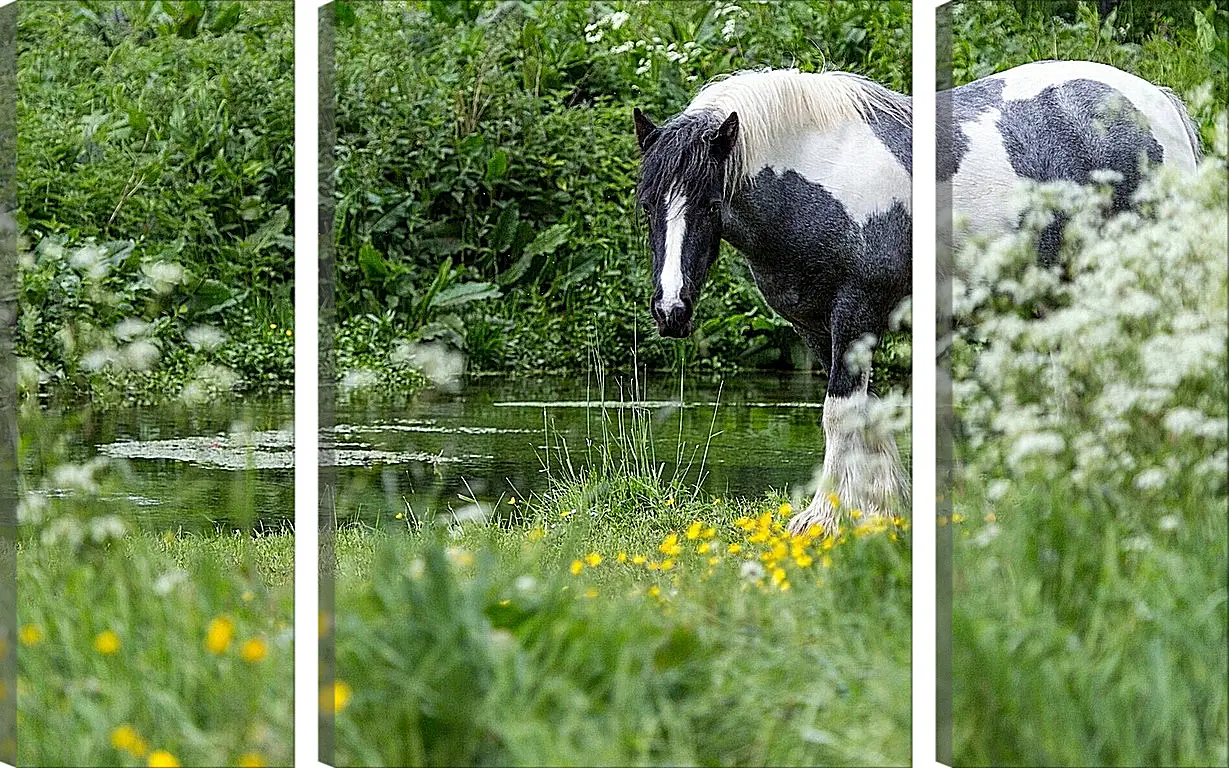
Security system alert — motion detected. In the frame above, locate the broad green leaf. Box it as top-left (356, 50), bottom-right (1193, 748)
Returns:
top-left (429, 281), bottom-right (502, 308)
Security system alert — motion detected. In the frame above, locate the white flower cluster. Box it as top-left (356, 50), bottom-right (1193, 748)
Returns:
top-left (953, 113), bottom-right (1228, 496)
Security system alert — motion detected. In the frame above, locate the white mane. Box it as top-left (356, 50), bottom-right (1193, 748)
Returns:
top-left (685, 68), bottom-right (912, 189)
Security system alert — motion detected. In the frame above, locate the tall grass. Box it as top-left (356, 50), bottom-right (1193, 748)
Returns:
top-left (18, 532), bottom-right (294, 767)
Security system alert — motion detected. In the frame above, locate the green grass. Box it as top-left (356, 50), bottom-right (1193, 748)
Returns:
top-left (330, 473), bottom-right (912, 767)
top-left (951, 482), bottom-right (1228, 767)
top-left (18, 531), bottom-right (294, 767)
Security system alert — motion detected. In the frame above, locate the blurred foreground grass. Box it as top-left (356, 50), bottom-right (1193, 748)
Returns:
top-left (18, 532), bottom-right (293, 767)
top-left (331, 476), bottom-right (912, 767)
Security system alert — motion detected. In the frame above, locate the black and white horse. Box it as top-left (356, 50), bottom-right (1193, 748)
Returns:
top-left (633, 63), bottom-right (1199, 534)
top-left (947, 60), bottom-right (1201, 261)
top-left (634, 68), bottom-right (913, 534)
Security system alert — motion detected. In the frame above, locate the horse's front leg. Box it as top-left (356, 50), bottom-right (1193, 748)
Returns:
top-left (788, 292), bottom-right (910, 535)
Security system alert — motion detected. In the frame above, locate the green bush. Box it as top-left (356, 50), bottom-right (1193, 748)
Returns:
top-left (332, 0), bottom-right (913, 382)
top-left (17, 2), bottom-right (294, 403)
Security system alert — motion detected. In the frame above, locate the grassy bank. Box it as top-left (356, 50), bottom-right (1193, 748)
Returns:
top-left (331, 474), bottom-right (912, 766)
top-left (18, 531), bottom-right (294, 767)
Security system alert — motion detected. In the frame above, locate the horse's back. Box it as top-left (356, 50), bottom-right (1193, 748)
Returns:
top-left (949, 60), bottom-right (1200, 243)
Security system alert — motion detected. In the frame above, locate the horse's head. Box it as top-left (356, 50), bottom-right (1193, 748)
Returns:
top-left (634, 107), bottom-right (740, 338)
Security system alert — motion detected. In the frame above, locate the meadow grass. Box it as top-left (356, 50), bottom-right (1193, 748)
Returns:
top-left (330, 474), bottom-right (912, 767)
top-left (18, 531), bottom-right (294, 767)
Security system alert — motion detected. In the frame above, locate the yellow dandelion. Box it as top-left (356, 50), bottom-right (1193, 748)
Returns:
top-left (18, 624), bottom-right (42, 647)
top-left (569, 560), bottom-right (584, 576)
top-left (240, 637), bottom-right (268, 663)
top-left (147, 750), bottom-right (180, 768)
top-left (560, 508), bottom-right (575, 518)
top-left (707, 556), bottom-right (720, 566)
top-left (984, 512), bottom-right (997, 523)
top-left (659, 533), bottom-right (682, 557)
top-left (697, 541), bottom-right (712, 554)
top-left (661, 558), bottom-right (675, 571)
top-left (507, 497), bottom-right (517, 505)
top-left (771, 567), bottom-right (787, 585)
top-left (94, 630), bottom-right (120, 655)
top-left (205, 616), bottom-right (235, 654)
top-left (850, 509), bottom-right (863, 519)
top-left (951, 512), bottom-right (966, 524)
top-left (778, 502), bottom-right (792, 517)
top-left (827, 492), bottom-right (841, 508)
top-left (701, 526), bottom-right (717, 539)
top-left (631, 554), bottom-right (647, 565)
top-left (584, 552), bottom-right (602, 567)
top-left (616, 552), bottom-right (627, 563)
top-left (527, 527), bottom-right (545, 541)
top-left (242, 590), bottom-right (255, 602)
top-left (110, 724), bottom-right (142, 754)
top-left (664, 497), bottom-right (675, 507)
top-left (269, 323), bottom-right (277, 330)
top-left (794, 553), bottom-right (814, 568)
top-left (331, 680), bottom-right (353, 713)
top-left (779, 579), bottom-right (792, 591)
top-left (647, 585), bottom-right (661, 597)
top-left (239, 753), bottom-right (266, 768)
top-left (285, 329), bottom-right (293, 337)
top-left (727, 543), bottom-right (742, 554)
top-left (734, 516), bottom-right (756, 531)
top-left (685, 521), bottom-right (703, 540)
top-left (395, 512), bottom-right (404, 520)
top-left (646, 560), bottom-right (661, 571)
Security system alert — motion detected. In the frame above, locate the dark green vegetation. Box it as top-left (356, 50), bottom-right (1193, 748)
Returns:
top-left (17, 2), bottom-right (293, 406)
top-left (332, 1), bottom-right (912, 385)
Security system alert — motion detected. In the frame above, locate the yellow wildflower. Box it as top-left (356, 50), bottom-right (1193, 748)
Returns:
top-left (508, 497), bottom-right (517, 505)
top-left (794, 553), bottom-right (814, 568)
top-left (111, 725), bottom-right (147, 756)
top-left (697, 541), bottom-right (712, 554)
top-left (771, 567), bottom-right (787, 585)
top-left (240, 637), bottom-right (268, 663)
top-left (242, 590), bottom-right (255, 602)
top-left (147, 750), bottom-right (180, 767)
top-left (527, 527), bottom-right (545, 541)
top-left (584, 552), bottom-right (602, 567)
top-left (205, 616), bottom-right (235, 654)
top-left (646, 560), bottom-right (661, 571)
top-left (647, 585), bottom-right (661, 598)
top-left (686, 521), bottom-right (703, 540)
top-left (331, 680), bottom-right (353, 713)
top-left (661, 558), bottom-right (675, 571)
top-left (94, 630), bottom-right (120, 655)
top-left (18, 624), bottom-right (42, 647)
top-left (560, 508), bottom-right (574, 518)
top-left (659, 533), bottom-right (682, 556)
top-left (707, 556), bottom-right (719, 566)
top-left (850, 509), bottom-right (863, 519)
top-left (727, 543), bottom-right (742, 554)
top-left (632, 554), bottom-right (647, 565)
top-left (616, 552), bottom-right (627, 563)
top-left (239, 753), bottom-right (266, 768)
top-left (952, 512), bottom-right (966, 524)
top-left (701, 526), bottom-right (717, 539)
top-left (984, 512), bottom-right (997, 523)
top-left (826, 492), bottom-right (840, 508)
top-left (778, 502), bottom-right (792, 517)
top-left (569, 560), bottom-right (584, 576)
top-left (664, 497), bottom-right (675, 507)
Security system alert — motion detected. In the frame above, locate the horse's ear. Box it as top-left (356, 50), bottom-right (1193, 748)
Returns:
top-left (710, 111), bottom-right (740, 162)
top-left (634, 108), bottom-right (658, 152)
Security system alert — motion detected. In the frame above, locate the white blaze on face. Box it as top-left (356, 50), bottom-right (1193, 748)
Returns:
top-left (659, 190), bottom-right (688, 312)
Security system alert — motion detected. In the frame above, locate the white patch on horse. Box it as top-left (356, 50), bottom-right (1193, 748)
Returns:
top-left (660, 190), bottom-right (688, 312)
top-left (765, 120), bottom-right (911, 222)
top-left (685, 68), bottom-right (912, 196)
top-left (992, 60), bottom-right (1197, 170)
top-left (787, 390), bottom-right (910, 535)
top-left (951, 107), bottom-right (1019, 248)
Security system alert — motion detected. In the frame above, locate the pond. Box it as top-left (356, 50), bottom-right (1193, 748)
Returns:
top-left (22, 396), bottom-right (294, 534)
top-left (24, 371), bottom-right (909, 532)
top-left (327, 371), bottom-right (838, 527)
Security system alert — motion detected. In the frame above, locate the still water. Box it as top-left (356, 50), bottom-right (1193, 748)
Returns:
top-left (27, 372), bottom-right (868, 531)
top-left (328, 372), bottom-right (831, 526)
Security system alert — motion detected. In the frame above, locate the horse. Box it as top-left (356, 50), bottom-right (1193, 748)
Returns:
top-left (947, 60), bottom-right (1202, 262)
top-left (633, 68), bottom-right (913, 535)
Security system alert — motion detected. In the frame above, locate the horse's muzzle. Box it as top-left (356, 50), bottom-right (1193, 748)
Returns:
top-left (653, 301), bottom-right (693, 338)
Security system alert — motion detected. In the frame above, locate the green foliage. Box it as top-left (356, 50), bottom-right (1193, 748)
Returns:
top-left (17, 2), bottom-right (294, 404)
top-left (332, 1), bottom-right (913, 382)
top-left (18, 531), bottom-right (293, 767)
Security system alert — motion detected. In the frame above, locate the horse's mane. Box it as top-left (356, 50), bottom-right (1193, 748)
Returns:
top-left (685, 68), bottom-right (912, 193)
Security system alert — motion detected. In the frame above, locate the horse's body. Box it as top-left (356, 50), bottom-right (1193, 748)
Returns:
top-left (633, 63), bottom-right (1199, 533)
top-left (948, 60), bottom-right (1201, 260)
